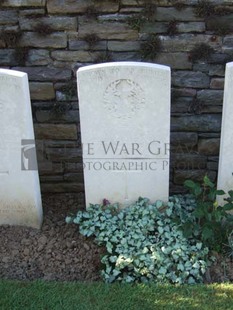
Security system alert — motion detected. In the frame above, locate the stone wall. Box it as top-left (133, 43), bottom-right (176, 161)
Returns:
top-left (0, 0), bottom-right (233, 194)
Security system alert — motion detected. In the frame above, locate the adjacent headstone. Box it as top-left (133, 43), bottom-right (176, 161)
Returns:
top-left (0, 69), bottom-right (42, 228)
top-left (77, 62), bottom-right (171, 207)
top-left (217, 62), bottom-right (233, 205)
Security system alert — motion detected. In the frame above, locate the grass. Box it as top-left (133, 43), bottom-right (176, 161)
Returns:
top-left (0, 280), bottom-right (233, 310)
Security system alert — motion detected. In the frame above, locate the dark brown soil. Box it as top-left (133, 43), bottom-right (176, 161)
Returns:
top-left (0, 194), bottom-right (103, 281)
top-left (205, 253), bottom-right (233, 284)
top-left (0, 193), bottom-right (232, 283)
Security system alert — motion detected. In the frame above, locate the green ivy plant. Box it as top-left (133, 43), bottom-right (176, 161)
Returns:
top-left (183, 176), bottom-right (233, 252)
top-left (66, 196), bottom-right (209, 284)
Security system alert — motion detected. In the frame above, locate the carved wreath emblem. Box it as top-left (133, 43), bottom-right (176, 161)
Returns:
top-left (103, 79), bottom-right (145, 119)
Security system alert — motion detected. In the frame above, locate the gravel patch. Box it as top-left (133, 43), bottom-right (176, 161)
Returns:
top-left (0, 194), bottom-right (103, 281)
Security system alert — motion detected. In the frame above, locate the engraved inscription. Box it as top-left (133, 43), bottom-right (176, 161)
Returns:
top-left (103, 79), bottom-right (145, 119)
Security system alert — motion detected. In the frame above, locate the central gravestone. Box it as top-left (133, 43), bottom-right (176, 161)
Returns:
top-left (77, 62), bottom-right (171, 206)
top-left (217, 62), bottom-right (233, 204)
top-left (0, 69), bottom-right (42, 228)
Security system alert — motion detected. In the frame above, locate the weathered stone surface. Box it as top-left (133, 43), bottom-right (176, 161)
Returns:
top-left (29, 82), bottom-right (55, 100)
top-left (2, 0), bottom-right (45, 6)
top-left (140, 22), bottom-right (168, 34)
top-left (26, 49), bottom-right (52, 66)
top-left (121, 0), bottom-right (144, 5)
top-left (78, 62), bottom-right (170, 206)
top-left (51, 51), bottom-right (94, 62)
top-left (172, 87), bottom-right (197, 97)
top-left (170, 132), bottom-right (198, 147)
top-left (0, 40), bottom-right (5, 48)
top-left (198, 133), bottom-right (220, 138)
top-left (197, 90), bottom-right (223, 105)
top-left (193, 64), bottom-right (225, 76)
top-left (33, 101), bottom-right (77, 110)
top-left (44, 140), bottom-right (80, 148)
top-left (120, 7), bottom-right (142, 13)
top-left (53, 61), bottom-right (83, 70)
top-left (111, 52), bottom-right (140, 62)
top-left (46, 148), bottom-right (82, 162)
top-left (0, 25), bottom-right (19, 34)
top-left (64, 173), bottom-right (84, 182)
top-left (223, 35), bottom-right (233, 49)
top-left (209, 65), bottom-right (225, 76)
top-left (207, 15), bottom-right (233, 33)
top-left (171, 144), bottom-right (197, 155)
top-left (156, 53), bottom-right (192, 69)
top-left (34, 124), bottom-right (77, 140)
top-left (170, 184), bottom-right (187, 195)
top-left (198, 138), bottom-right (220, 156)
top-left (69, 39), bottom-right (107, 51)
top-left (208, 155), bottom-right (220, 163)
top-left (56, 91), bottom-right (78, 102)
top-left (0, 69), bottom-right (42, 229)
top-left (78, 21), bottom-right (138, 40)
top-left (40, 175), bottom-right (65, 182)
top-left (41, 182), bottom-right (84, 193)
top-left (47, 0), bottom-right (118, 14)
top-left (64, 162), bottom-right (83, 172)
top-left (36, 110), bottom-right (79, 123)
top-left (108, 41), bottom-right (140, 52)
top-left (192, 63), bottom-right (209, 74)
top-left (177, 22), bottom-right (205, 33)
top-left (19, 17), bottom-right (78, 31)
top-left (171, 97), bottom-right (193, 114)
top-left (174, 170), bottom-right (216, 184)
top-left (0, 10), bottom-right (18, 25)
top-left (172, 71), bottom-right (210, 88)
top-left (207, 162), bottom-right (218, 170)
top-left (38, 161), bottom-right (63, 175)
top-left (201, 106), bottom-right (222, 114)
top-left (209, 53), bottom-right (230, 64)
top-left (171, 154), bottom-right (207, 169)
top-left (20, 32), bottom-right (67, 48)
top-left (160, 34), bottom-right (221, 52)
top-left (217, 62), bottom-right (233, 204)
top-left (19, 9), bottom-right (45, 17)
top-left (12, 67), bottom-right (72, 81)
top-left (210, 78), bottom-right (224, 89)
top-left (98, 14), bottom-right (129, 22)
top-left (171, 115), bottom-right (222, 132)
top-left (0, 50), bottom-right (17, 66)
top-left (155, 7), bottom-right (202, 21)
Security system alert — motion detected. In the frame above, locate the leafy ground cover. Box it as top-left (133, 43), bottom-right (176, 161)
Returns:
top-left (1, 280), bottom-right (233, 310)
top-left (66, 177), bottom-right (233, 285)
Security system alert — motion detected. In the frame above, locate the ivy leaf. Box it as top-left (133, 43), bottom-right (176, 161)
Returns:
top-left (202, 226), bottom-right (214, 241)
top-left (216, 190), bottom-right (225, 196)
top-left (228, 190), bottom-right (233, 198)
top-left (184, 180), bottom-right (196, 189)
top-left (106, 242), bottom-right (113, 253)
top-left (203, 175), bottom-right (215, 188)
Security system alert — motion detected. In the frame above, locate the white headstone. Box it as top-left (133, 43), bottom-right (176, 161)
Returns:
top-left (77, 62), bottom-right (171, 207)
top-left (217, 62), bottom-right (233, 205)
top-left (0, 69), bottom-right (42, 228)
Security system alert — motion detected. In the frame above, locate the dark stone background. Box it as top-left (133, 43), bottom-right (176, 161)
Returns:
top-left (0, 0), bottom-right (233, 194)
